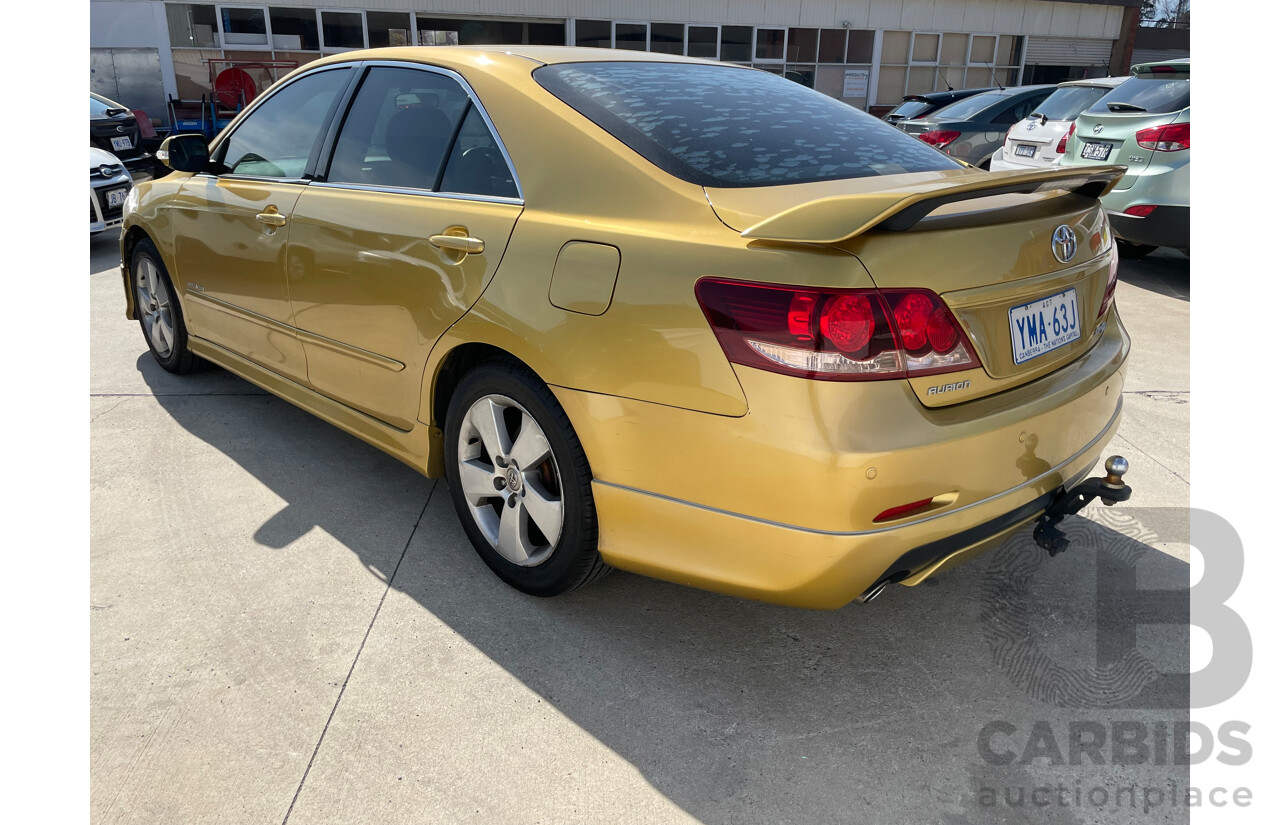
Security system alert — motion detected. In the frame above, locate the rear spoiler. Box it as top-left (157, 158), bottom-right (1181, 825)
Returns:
top-left (740, 165), bottom-right (1127, 245)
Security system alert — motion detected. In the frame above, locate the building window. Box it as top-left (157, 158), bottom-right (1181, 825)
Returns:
top-left (268, 7), bottom-right (319, 51)
top-left (720, 26), bottom-right (751, 62)
top-left (650, 22), bottom-right (682, 55)
top-left (817, 29), bottom-right (845, 64)
top-left (219, 5), bottom-right (268, 47)
top-left (787, 28), bottom-right (818, 63)
top-left (755, 28), bottom-right (784, 61)
top-left (688, 25), bottom-right (717, 59)
top-left (575, 19), bottom-right (611, 48)
top-left (167, 3), bottom-right (218, 48)
top-left (320, 11), bottom-right (364, 51)
top-left (367, 11), bottom-right (411, 48)
top-left (614, 22), bottom-right (647, 51)
top-left (878, 32), bottom-right (1025, 106)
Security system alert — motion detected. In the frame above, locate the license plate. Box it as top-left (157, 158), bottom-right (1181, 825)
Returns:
top-left (110, 136), bottom-right (132, 151)
top-left (1080, 141), bottom-right (1112, 160)
top-left (1009, 289), bottom-right (1081, 365)
top-left (1014, 143), bottom-right (1037, 157)
top-left (106, 187), bottom-right (129, 208)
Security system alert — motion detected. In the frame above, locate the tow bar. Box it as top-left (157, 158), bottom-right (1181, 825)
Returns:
top-left (1033, 455), bottom-right (1131, 556)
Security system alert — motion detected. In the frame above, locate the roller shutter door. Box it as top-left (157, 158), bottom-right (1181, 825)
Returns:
top-left (1025, 37), bottom-right (1114, 67)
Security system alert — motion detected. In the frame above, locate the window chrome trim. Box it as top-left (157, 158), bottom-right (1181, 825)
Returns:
top-left (201, 58), bottom-right (525, 199)
top-left (333, 59), bottom-right (526, 201)
top-left (308, 180), bottom-right (523, 206)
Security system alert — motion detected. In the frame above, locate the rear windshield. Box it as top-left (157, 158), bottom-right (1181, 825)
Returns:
top-left (929, 91), bottom-right (1006, 121)
top-left (886, 100), bottom-right (932, 119)
top-left (1088, 77), bottom-right (1190, 115)
top-left (534, 62), bottom-right (960, 188)
top-left (1034, 85), bottom-right (1112, 121)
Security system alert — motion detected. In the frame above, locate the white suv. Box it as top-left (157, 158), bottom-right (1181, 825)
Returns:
top-left (990, 77), bottom-right (1127, 172)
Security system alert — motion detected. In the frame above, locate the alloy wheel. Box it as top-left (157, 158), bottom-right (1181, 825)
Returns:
top-left (456, 394), bottom-right (564, 567)
top-left (135, 258), bottom-right (175, 358)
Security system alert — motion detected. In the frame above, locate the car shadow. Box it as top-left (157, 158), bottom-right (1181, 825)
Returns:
top-left (1118, 249), bottom-right (1189, 302)
top-left (139, 353), bottom-right (1190, 824)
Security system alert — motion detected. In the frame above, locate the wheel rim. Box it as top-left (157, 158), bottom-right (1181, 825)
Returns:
top-left (456, 394), bottom-right (564, 567)
top-left (135, 258), bottom-right (175, 358)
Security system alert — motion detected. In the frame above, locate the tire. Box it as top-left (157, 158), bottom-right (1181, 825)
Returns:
top-left (443, 358), bottom-right (609, 597)
top-left (1117, 240), bottom-right (1157, 260)
top-left (131, 238), bottom-right (200, 374)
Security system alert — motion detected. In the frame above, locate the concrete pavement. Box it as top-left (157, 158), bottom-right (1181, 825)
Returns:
top-left (91, 234), bottom-right (1191, 824)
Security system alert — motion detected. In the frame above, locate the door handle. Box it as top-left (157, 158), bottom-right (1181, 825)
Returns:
top-left (428, 233), bottom-right (484, 254)
top-left (256, 207), bottom-right (287, 227)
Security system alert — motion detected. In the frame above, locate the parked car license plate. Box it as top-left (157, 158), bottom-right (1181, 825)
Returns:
top-left (1009, 289), bottom-right (1081, 365)
top-left (106, 187), bottom-right (129, 208)
top-left (1080, 141), bottom-right (1112, 160)
top-left (111, 136), bottom-right (132, 151)
top-left (1013, 143), bottom-right (1037, 157)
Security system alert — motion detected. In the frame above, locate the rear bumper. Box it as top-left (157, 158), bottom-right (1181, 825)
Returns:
top-left (1106, 206), bottom-right (1190, 250)
top-left (557, 314), bottom-right (1129, 608)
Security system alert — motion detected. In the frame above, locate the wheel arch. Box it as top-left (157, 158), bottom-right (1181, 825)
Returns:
top-left (120, 224), bottom-right (155, 320)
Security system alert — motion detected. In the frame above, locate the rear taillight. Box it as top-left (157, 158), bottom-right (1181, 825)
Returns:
top-left (1135, 122), bottom-right (1189, 151)
top-left (918, 130), bottom-right (961, 147)
top-left (1098, 243), bottom-right (1120, 319)
top-left (695, 279), bottom-right (979, 381)
top-left (1123, 204), bottom-right (1158, 217)
top-left (1056, 122), bottom-right (1075, 154)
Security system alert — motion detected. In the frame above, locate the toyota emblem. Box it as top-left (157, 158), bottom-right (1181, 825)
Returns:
top-left (1052, 225), bottom-right (1078, 264)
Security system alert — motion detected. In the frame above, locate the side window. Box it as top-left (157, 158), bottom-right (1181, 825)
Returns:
top-left (991, 102), bottom-right (1022, 125)
top-left (326, 67), bottom-right (470, 190)
top-left (215, 68), bottom-right (350, 178)
top-left (438, 107), bottom-right (519, 199)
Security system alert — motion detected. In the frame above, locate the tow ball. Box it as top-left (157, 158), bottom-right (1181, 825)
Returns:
top-left (1032, 455), bottom-right (1131, 556)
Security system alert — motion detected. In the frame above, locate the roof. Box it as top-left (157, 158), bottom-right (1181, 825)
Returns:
top-left (1059, 76), bottom-right (1128, 89)
top-left (305, 45), bottom-right (725, 73)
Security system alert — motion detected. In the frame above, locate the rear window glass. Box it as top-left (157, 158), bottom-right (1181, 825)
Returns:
top-left (930, 91), bottom-right (1008, 121)
top-left (1033, 85), bottom-right (1111, 121)
top-left (1088, 77), bottom-right (1190, 115)
top-left (534, 62), bottom-right (960, 188)
top-left (887, 100), bottom-right (932, 119)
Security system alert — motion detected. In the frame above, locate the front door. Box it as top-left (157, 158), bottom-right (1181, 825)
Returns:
top-left (286, 65), bottom-right (523, 430)
top-left (173, 67), bottom-right (353, 384)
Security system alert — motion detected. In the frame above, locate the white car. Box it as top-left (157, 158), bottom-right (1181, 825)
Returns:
top-left (89, 146), bottom-right (133, 235)
top-left (989, 77), bottom-right (1127, 172)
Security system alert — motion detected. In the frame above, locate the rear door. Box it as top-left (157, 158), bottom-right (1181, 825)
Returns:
top-left (287, 64), bottom-right (522, 431)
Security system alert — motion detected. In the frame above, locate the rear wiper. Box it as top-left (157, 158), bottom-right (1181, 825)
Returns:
top-left (104, 107), bottom-right (130, 117)
top-left (1106, 102), bottom-right (1147, 112)
top-left (1029, 111), bottom-right (1048, 125)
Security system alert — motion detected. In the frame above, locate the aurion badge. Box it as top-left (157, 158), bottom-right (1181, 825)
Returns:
top-left (1052, 225), bottom-right (1077, 264)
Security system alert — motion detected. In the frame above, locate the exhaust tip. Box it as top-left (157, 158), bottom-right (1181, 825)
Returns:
top-left (855, 573), bottom-right (907, 605)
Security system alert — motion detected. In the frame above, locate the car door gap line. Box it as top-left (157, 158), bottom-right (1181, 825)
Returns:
top-left (280, 480), bottom-right (438, 825)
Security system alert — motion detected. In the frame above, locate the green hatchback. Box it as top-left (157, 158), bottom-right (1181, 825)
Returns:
top-left (1059, 59), bottom-right (1189, 258)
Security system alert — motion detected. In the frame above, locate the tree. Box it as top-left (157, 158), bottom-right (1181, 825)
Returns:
top-left (1142, 0), bottom-right (1190, 28)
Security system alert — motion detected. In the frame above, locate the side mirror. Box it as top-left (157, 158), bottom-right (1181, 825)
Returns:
top-left (157, 134), bottom-right (210, 173)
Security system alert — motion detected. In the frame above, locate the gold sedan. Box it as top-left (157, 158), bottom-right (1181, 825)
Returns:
top-left (120, 47), bottom-right (1130, 608)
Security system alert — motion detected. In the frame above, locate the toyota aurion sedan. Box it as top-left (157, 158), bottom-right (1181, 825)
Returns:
top-left (120, 47), bottom-right (1130, 609)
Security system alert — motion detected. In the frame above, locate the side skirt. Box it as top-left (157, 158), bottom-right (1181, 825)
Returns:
top-left (188, 335), bottom-right (441, 478)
